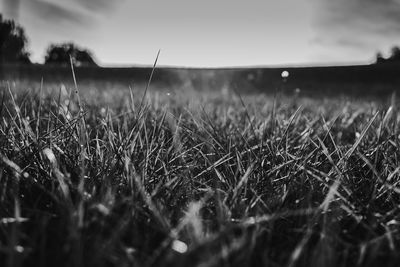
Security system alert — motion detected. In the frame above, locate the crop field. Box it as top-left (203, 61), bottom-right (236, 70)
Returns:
top-left (1, 77), bottom-right (400, 267)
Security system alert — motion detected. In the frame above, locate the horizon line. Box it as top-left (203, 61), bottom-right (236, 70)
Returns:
top-left (93, 59), bottom-right (375, 70)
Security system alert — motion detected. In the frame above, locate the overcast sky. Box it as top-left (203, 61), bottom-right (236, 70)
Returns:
top-left (2, 0), bottom-right (400, 67)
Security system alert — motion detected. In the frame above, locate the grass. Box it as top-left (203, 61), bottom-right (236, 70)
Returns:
top-left (1, 78), bottom-right (400, 267)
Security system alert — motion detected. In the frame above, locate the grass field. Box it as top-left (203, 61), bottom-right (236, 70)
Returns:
top-left (1, 77), bottom-right (400, 267)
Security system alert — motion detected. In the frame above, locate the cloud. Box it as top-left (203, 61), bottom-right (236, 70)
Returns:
top-left (311, 36), bottom-right (372, 49)
top-left (314, 0), bottom-right (400, 49)
top-left (24, 0), bottom-right (90, 25)
top-left (3, 0), bottom-right (21, 19)
top-left (16, 0), bottom-right (124, 26)
top-left (75, 0), bottom-right (121, 12)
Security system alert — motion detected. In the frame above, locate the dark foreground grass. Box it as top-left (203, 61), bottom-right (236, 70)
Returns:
top-left (1, 81), bottom-right (400, 267)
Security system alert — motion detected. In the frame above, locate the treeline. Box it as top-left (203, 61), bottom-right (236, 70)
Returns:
top-left (376, 47), bottom-right (400, 64)
top-left (0, 14), bottom-right (97, 67)
top-left (3, 13), bottom-right (400, 69)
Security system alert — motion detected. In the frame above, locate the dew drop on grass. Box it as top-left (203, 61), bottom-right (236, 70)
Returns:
top-left (171, 240), bottom-right (188, 254)
top-left (246, 217), bottom-right (256, 225)
top-left (83, 192), bottom-right (92, 200)
top-left (281, 70), bottom-right (289, 78)
top-left (387, 219), bottom-right (399, 226)
top-left (96, 204), bottom-right (110, 216)
top-left (125, 247), bottom-right (136, 255)
top-left (43, 148), bottom-right (56, 163)
top-left (15, 246), bottom-right (24, 253)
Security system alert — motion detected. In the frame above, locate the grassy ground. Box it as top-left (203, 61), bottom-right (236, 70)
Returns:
top-left (1, 80), bottom-right (400, 267)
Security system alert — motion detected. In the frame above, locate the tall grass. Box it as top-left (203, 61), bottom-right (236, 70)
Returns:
top-left (0, 79), bottom-right (400, 267)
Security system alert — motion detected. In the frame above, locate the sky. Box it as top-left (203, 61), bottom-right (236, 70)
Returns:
top-left (2, 0), bottom-right (400, 67)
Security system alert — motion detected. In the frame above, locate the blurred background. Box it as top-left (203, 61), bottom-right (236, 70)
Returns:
top-left (1, 0), bottom-right (400, 97)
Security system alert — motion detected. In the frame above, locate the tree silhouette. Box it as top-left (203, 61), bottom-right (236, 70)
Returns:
top-left (376, 46), bottom-right (400, 64)
top-left (44, 42), bottom-right (98, 67)
top-left (375, 52), bottom-right (385, 64)
top-left (389, 46), bottom-right (400, 62)
top-left (0, 14), bottom-right (31, 64)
